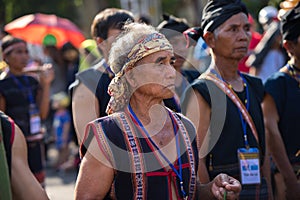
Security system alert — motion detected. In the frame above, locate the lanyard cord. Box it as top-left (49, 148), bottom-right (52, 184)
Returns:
top-left (238, 74), bottom-right (250, 148)
top-left (128, 104), bottom-right (187, 198)
top-left (10, 74), bottom-right (35, 104)
top-left (210, 69), bottom-right (250, 148)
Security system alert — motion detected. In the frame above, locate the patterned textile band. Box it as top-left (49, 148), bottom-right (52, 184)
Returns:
top-left (3, 42), bottom-right (26, 55)
top-left (116, 32), bottom-right (173, 78)
top-left (202, 72), bottom-right (259, 143)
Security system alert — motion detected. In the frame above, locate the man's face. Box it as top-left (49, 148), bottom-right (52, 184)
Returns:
top-left (209, 13), bottom-right (251, 61)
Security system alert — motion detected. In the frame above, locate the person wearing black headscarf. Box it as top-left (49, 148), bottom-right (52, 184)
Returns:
top-left (182, 0), bottom-right (272, 199)
top-left (157, 14), bottom-right (200, 113)
top-left (263, 2), bottom-right (300, 199)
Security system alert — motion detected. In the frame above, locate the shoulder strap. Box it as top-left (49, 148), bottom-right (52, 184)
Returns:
top-left (76, 59), bottom-right (106, 94)
top-left (201, 73), bottom-right (259, 143)
top-left (0, 116), bottom-right (12, 200)
top-left (117, 112), bottom-right (145, 199)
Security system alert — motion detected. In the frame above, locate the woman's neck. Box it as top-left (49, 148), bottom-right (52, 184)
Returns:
top-left (129, 96), bottom-right (164, 124)
top-left (211, 57), bottom-right (244, 91)
top-left (211, 57), bottom-right (240, 82)
top-left (290, 58), bottom-right (300, 72)
top-left (8, 68), bottom-right (23, 76)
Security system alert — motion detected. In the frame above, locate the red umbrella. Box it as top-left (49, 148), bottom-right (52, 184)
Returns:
top-left (4, 13), bottom-right (85, 48)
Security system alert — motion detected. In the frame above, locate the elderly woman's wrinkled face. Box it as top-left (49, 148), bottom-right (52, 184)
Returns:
top-left (127, 50), bottom-right (176, 99)
top-left (208, 13), bottom-right (251, 61)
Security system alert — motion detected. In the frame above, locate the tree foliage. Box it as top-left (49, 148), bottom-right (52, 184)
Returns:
top-left (1, 0), bottom-right (79, 25)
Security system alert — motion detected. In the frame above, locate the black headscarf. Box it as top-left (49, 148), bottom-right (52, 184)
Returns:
top-left (157, 14), bottom-right (190, 40)
top-left (280, 2), bottom-right (300, 41)
top-left (201, 0), bottom-right (248, 33)
top-left (183, 0), bottom-right (248, 47)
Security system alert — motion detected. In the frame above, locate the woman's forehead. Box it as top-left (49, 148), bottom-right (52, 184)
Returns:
top-left (143, 50), bottom-right (174, 60)
top-left (221, 13), bottom-right (249, 27)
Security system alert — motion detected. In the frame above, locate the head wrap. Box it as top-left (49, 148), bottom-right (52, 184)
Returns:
top-left (2, 42), bottom-right (26, 56)
top-left (201, 0), bottom-right (248, 33)
top-left (280, 2), bottom-right (300, 41)
top-left (106, 32), bottom-right (173, 114)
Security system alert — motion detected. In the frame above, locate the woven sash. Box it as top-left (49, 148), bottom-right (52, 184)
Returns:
top-left (202, 73), bottom-right (259, 143)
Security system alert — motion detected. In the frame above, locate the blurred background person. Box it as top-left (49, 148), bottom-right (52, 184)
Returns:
top-left (78, 39), bottom-right (101, 72)
top-left (0, 35), bottom-right (54, 186)
top-left (263, 1), bottom-right (300, 199)
top-left (247, 5), bottom-right (287, 83)
top-left (70, 8), bottom-right (135, 145)
top-left (136, 14), bottom-right (152, 25)
top-left (51, 92), bottom-right (71, 172)
top-left (70, 8), bottom-right (135, 172)
top-left (157, 14), bottom-right (200, 112)
top-left (42, 34), bottom-right (67, 162)
top-left (0, 110), bottom-right (49, 200)
top-left (0, 26), bottom-right (8, 76)
top-left (61, 42), bottom-right (80, 88)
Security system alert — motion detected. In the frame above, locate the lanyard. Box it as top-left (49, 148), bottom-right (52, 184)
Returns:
top-left (10, 74), bottom-right (35, 104)
top-left (210, 69), bottom-right (250, 148)
top-left (128, 104), bottom-right (187, 198)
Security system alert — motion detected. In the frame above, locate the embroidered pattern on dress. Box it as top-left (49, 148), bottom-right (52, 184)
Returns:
top-left (170, 112), bottom-right (197, 199)
top-left (119, 113), bottom-right (145, 200)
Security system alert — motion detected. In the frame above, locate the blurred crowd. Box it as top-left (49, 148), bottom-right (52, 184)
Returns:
top-left (0, 0), bottom-right (300, 199)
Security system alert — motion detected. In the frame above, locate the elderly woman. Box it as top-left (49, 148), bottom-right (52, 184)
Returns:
top-left (182, 0), bottom-right (271, 199)
top-left (75, 22), bottom-right (241, 200)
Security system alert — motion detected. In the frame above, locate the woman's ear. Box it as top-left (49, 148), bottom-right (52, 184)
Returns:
top-left (3, 55), bottom-right (8, 63)
top-left (203, 32), bottom-right (215, 49)
top-left (125, 70), bottom-right (137, 89)
top-left (96, 37), bottom-right (105, 50)
top-left (283, 40), bottom-right (295, 56)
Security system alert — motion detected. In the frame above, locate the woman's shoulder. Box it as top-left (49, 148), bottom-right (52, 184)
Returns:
top-left (241, 73), bottom-right (263, 85)
top-left (89, 111), bottom-right (128, 131)
top-left (242, 73), bottom-right (265, 101)
top-left (264, 71), bottom-right (289, 93)
top-left (266, 71), bottom-right (289, 82)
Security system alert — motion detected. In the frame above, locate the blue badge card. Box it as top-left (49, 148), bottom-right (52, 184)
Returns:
top-left (237, 147), bottom-right (261, 185)
top-left (29, 104), bottom-right (41, 135)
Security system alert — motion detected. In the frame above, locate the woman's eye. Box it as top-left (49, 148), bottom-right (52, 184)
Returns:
top-left (231, 28), bottom-right (237, 32)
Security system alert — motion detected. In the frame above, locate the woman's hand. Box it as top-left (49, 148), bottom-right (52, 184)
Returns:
top-left (211, 173), bottom-right (241, 200)
top-left (39, 64), bottom-right (54, 87)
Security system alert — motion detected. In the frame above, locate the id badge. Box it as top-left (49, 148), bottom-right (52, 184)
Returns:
top-left (29, 104), bottom-right (41, 135)
top-left (237, 147), bottom-right (261, 185)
